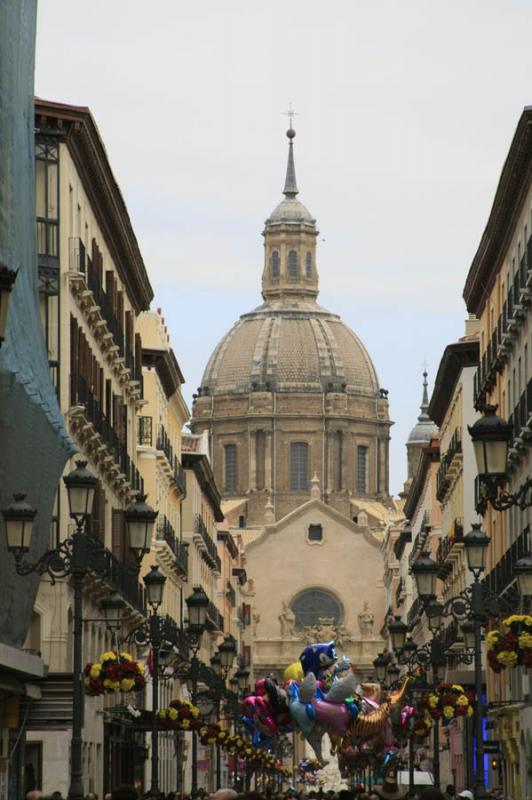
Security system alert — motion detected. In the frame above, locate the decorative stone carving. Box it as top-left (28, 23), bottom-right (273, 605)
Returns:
top-left (278, 601), bottom-right (296, 637)
top-left (301, 616), bottom-right (352, 648)
top-left (252, 612), bottom-right (261, 637)
top-left (310, 472), bottom-right (321, 500)
top-left (358, 601), bottom-right (374, 637)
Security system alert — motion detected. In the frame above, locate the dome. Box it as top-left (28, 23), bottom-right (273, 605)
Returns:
top-left (266, 197), bottom-right (316, 226)
top-left (200, 300), bottom-right (380, 397)
top-left (408, 372), bottom-right (438, 444)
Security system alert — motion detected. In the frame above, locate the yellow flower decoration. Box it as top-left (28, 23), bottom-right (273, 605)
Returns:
top-left (199, 727), bottom-right (208, 737)
top-left (496, 650), bottom-right (518, 667)
top-left (190, 706), bottom-right (200, 718)
top-left (519, 632), bottom-right (532, 649)
top-left (451, 684), bottom-right (464, 692)
top-left (169, 708), bottom-right (178, 720)
top-left (181, 719), bottom-right (190, 729)
top-left (467, 706), bottom-right (474, 717)
top-left (119, 652), bottom-right (133, 662)
top-left (90, 664), bottom-right (102, 678)
top-left (487, 631), bottom-right (501, 647)
top-left (103, 679), bottom-right (113, 688)
top-left (443, 706), bottom-right (455, 719)
top-left (160, 709), bottom-right (167, 719)
top-left (456, 694), bottom-right (470, 706)
top-left (100, 651), bottom-right (117, 661)
top-left (137, 662), bottom-right (145, 673)
top-left (120, 678), bottom-right (135, 692)
top-left (428, 695), bottom-right (439, 708)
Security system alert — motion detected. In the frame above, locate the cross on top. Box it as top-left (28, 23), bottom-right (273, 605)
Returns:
top-left (282, 102), bottom-right (300, 128)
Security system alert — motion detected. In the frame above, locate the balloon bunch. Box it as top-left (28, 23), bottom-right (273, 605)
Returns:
top-left (298, 758), bottom-right (322, 775)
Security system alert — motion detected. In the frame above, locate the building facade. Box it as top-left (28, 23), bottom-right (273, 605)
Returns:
top-left (25, 99), bottom-right (153, 797)
top-left (463, 106), bottom-right (532, 800)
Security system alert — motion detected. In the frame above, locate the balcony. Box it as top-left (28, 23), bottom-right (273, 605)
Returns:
top-left (483, 524), bottom-right (531, 599)
top-left (436, 428), bottom-right (462, 502)
top-left (226, 581), bottom-right (236, 607)
top-left (194, 515), bottom-right (222, 573)
top-left (406, 596), bottom-right (423, 627)
top-left (408, 513), bottom-right (431, 569)
top-left (67, 238), bottom-right (141, 399)
top-left (156, 516), bottom-right (188, 579)
top-left (86, 531), bottom-right (146, 615)
top-left (474, 246), bottom-right (532, 408)
top-left (395, 576), bottom-right (405, 608)
top-left (206, 599), bottom-right (224, 632)
top-left (69, 373), bottom-right (143, 497)
top-left (172, 458), bottom-right (186, 498)
top-left (506, 377), bottom-right (532, 466)
top-left (436, 518), bottom-right (464, 579)
top-left (138, 416), bottom-right (152, 446)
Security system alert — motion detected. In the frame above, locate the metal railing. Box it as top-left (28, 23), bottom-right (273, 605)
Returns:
top-left (436, 427), bottom-right (462, 502)
top-left (157, 516), bottom-right (188, 578)
top-left (194, 515), bottom-right (222, 573)
top-left (483, 525), bottom-right (531, 598)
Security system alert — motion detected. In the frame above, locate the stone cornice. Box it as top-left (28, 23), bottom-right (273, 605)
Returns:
top-left (403, 441), bottom-right (440, 520)
top-left (182, 451), bottom-right (223, 521)
top-left (35, 98), bottom-right (153, 313)
top-left (428, 339), bottom-right (479, 427)
top-left (463, 107), bottom-right (532, 315)
top-left (143, 347), bottom-right (184, 400)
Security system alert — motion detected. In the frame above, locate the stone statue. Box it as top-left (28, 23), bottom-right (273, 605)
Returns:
top-left (279, 601), bottom-right (296, 637)
top-left (358, 601), bottom-right (375, 637)
top-left (252, 612), bottom-right (261, 638)
top-left (301, 617), bottom-right (352, 647)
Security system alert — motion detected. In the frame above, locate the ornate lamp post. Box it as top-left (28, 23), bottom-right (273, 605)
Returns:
top-left (1, 461), bottom-right (156, 800)
top-left (184, 586), bottom-right (210, 794)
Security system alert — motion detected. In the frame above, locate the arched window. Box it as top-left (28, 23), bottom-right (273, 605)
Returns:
top-left (290, 587), bottom-right (343, 629)
top-left (271, 250), bottom-right (280, 278)
top-left (306, 251), bottom-right (312, 278)
top-left (290, 442), bottom-right (309, 491)
top-left (288, 250), bottom-right (298, 277)
top-left (357, 445), bottom-right (368, 494)
top-left (224, 444), bottom-right (237, 491)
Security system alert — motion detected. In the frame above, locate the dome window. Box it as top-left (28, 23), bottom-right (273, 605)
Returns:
top-left (290, 442), bottom-right (309, 491)
top-left (305, 251), bottom-right (312, 278)
top-left (224, 444), bottom-right (237, 492)
top-left (290, 587), bottom-right (343, 629)
top-left (357, 445), bottom-right (368, 494)
top-left (271, 250), bottom-right (280, 278)
top-left (288, 250), bottom-right (298, 277)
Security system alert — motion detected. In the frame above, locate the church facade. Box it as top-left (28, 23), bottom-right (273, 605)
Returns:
top-left (191, 126), bottom-right (401, 684)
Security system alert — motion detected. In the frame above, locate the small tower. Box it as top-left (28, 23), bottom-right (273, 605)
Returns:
top-left (261, 126), bottom-right (319, 303)
top-left (406, 371), bottom-right (438, 483)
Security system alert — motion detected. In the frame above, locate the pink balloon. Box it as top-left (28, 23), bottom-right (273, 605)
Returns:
top-left (312, 698), bottom-right (353, 735)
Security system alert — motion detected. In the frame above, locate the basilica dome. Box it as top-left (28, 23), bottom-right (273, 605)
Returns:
top-left (191, 126), bottom-right (391, 524)
top-left (200, 300), bottom-right (379, 397)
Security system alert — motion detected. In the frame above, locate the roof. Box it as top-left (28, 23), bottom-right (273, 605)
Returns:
top-left (182, 451), bottom-right (224, 521)
top-left (463, 106), bottom-right (532, 315)
top-left (350, 498), bottom-right (404, 526)
top-left (428, 337), bottom-right (479, 427)
top-left (142, 347), bottom-right (185, 398)
top-left (35, 97), bottom-right (153, 313)
top-left (403, 438), bottom-right (440, 520)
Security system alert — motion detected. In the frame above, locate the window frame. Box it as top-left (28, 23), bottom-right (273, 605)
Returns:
top-left (305, 251), bottom-right (312, 278)
top-left (288, 249), bottom-right (298, 278)
top-left (271, 250), bottom-right (280, 278)
top-left (224, 443), bottom-right (238, 492)
top-left (290, 441), bottom-right (309, 491)
top-left (356, 445), bottom-right (368, 494)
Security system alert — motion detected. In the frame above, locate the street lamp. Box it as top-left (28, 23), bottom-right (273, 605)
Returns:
top-left (235, 666), bottom-right (250, 692)
top-left (461, 620), bottom-right (476, 651)
top-left (372, 652), bottom-right (389, 683)
top-left (144, 565), bottom-right (167, 609)
top-left (210, 653), bottom-right (222, 676)
top-left (2, 493), bottom-right (37, 554)
top-left (185, 586), bottom-right (210, 795)
top-left (100, 590), bottom-right (126, 632)
top-left (426, 600), bottom-right (444, 634)
top-left (411, 552), bottom-right (439, 600)
top-left (186, 585), bottom-right (210, 637)
top-left (0, 262), bottom-right (18, 346)
top-left (218, 634), bottom-right (237, 674)
top-left (387, 662), bottom-right (400, 683)
top-left (515, 555), bottom-right (532, 596)
top-left (463, 524), bottom-right (490, 577)
top-left (63, 460), bottom-right (98, 523)
top-left (125, 494), bottom-right (158, 562)
top-left (2, 459), bottom-right (151, 800)
top-left (469, 405), bottom-right (512, 478)
top-left (388, 616), bottom-right (409, 652)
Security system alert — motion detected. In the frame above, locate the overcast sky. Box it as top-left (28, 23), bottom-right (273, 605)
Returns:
top-left (35, 1), bottom-right (532, 496)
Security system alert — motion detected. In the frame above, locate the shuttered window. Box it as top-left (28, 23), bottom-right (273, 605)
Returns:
top-left (288, 250), bottom-right (298, 277)
top-left (224, 444), bottom-right (237, 491)
top-left (271, 250), bottom-right (280, 278)
top-left (290, 442), bottom-right (309, 491)
top-left (357, 446), bottom-right (368, 494)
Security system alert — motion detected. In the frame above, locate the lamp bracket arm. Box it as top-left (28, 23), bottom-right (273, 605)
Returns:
top-left (14, 537), bottom-right (75, 583)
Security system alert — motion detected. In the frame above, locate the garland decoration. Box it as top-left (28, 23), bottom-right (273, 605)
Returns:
top-left (83, 651), bottom-right (146, 696)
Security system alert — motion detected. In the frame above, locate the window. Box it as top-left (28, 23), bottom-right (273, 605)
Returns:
top-left (288, 250), bottom-right (298, 277)
top-left (308, 524), bottom-right (323, 542)
top-left (271, 250), bottom-right (280, 278)
top-left (290, 587), bottom-right (343, 629)
top-left (224, 444), bottom-right (237, 491)
top-left (357, 445), bottom-right (368, 494)
top-left (306, 251), bottom-right (312, 277)
top-left (290, 442), bottom-right (309, 491)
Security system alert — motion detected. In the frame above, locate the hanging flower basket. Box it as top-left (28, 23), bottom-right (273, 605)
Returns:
top-left (159, 699), bottom-right (202, 730)
top-left (84, 651), bottom-right (146, 696)
top-left (422, 683), bottom-right (474, 723)
top-left (487, 615), bottom-right (532, 673)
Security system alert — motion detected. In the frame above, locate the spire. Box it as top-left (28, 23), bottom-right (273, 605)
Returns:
top-left (418, 371), bottom-right (430, 421)
top-left (283, 128), bottom-right (299, 198)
